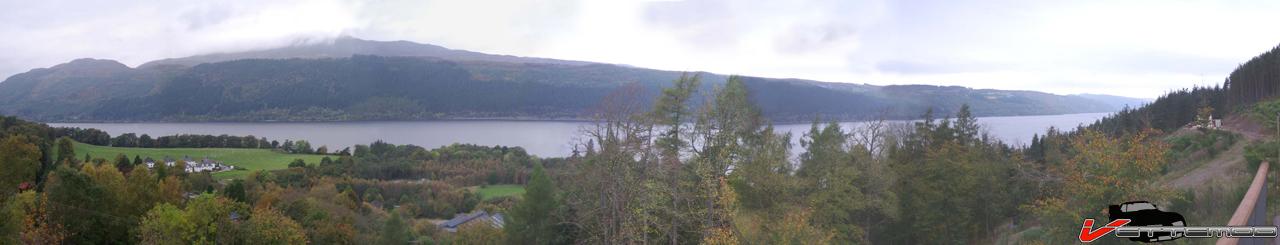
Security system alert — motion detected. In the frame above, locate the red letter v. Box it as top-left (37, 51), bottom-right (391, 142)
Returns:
top-left (1079, 219), bottom-right (1131, 242)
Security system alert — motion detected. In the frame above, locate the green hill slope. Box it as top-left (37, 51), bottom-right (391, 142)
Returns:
top-left (74, 142), bottom-right (326, 179)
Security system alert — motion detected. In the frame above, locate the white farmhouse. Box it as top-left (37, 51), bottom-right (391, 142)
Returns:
top-left (143, 156), bottom-right (232, 173)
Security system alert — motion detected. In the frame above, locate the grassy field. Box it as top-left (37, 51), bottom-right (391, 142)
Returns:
top-left (74, 142), bottom-right (327, 179)
top-left (470, 184), bottom-right (526, 200)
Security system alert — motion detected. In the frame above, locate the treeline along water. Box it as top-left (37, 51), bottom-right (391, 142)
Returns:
top-left (50, 112), bottom-right (1109, 157)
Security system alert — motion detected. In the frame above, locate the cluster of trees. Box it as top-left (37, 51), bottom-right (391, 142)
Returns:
top-left (482, 74), bottom-right (1179, 244)
top-left (310, 140), bottom-right (538, 184)
top-left (0, 114), bottom-right (545, 243)
top-left (1021, 83), bottom-right (1240, 243)
top-left (474, 74), bottom-right (1126, 244)
top-left (1084, 86), bottom-right (1225, 136)
top-left (413, 144), bottom-right (535, 186)
top-left (215, 139), bottom-right (551, 243)
top-left (38, 119), bottom-right (347, 156)
top-left (1027, 83), bottom-right (1233, 167)
top-left (108, 132), bottom-right (338, 154)
top-left (108, 133), bottom-right (265, 149)
top-left (0, 120), bottom-right (123, 147)
top-left (1024, 84), bottom-right (1223, 166)
top-left (49, 127), bottom-right (111, 145)
top-left (43, 123), bottom-right (345, 157)
top-left (1022, 128), bottom-right (1173, 242)
top-left (0, 121), bottom-right (310, 243)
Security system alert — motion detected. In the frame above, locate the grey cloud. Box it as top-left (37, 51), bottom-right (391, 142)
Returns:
top-left (872, 50), bottom-right (1236, 76)
top-left (180, 4), bottom-right (234, 31)
top-left (774, 22), bottom-right (859, 54)
top-left (642, 0), bottom-right (732, 28)
top-left (0, 0), bottom-right (362, 80)
top-left (640, 0), bottom-right (886, 53)
top-left (641, 0), bottom-right (742, 49)
top-left (348, 0), bottom-right (580, 54)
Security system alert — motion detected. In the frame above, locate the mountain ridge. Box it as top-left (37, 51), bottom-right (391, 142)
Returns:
top-left (138, 36), bottom-right (593, 69)
top-left (0, 37), bottom-right (1140, 123)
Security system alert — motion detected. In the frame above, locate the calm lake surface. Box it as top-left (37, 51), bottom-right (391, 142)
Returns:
top-left (50, 112), bottom-right (1110, 157)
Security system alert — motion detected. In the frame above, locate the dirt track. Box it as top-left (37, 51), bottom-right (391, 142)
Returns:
top-left (1224, 114), bottom-right (1268, 140)
top-left (1163, 114), bottom-right (1265, 189)
top-left (1164, 139), bottom-right (1248, 189)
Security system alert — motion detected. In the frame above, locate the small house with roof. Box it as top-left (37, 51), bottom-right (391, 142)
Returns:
top-left (439, 211), bottom-right (505, 233)
top-left (143, 156), bottom-right (231, 173)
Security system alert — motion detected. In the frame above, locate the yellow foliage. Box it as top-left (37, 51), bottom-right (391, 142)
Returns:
top-left (703, 177), bottom-right (760, 245)
top-left (455, 221), bottom-right (504, 245)
top-left (17, 192), bottom-right (67, 244)
top-left (246, 207), bottom-right (307, 244)
top-left (703, 226), bottom-right (740, 245)
top-left (159, 176), bottom-right (185, 204)
top-left (255, 185), bottom-right (285, 210)
top-left (771, 209), bottom-right (835, 244)
top-left (1028, 129), bottom-right (1173, 241)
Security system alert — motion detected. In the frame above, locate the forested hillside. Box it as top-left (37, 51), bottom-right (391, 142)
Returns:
top-left (0, 37), bottom-right (1130, 123)
top-left (1227, 44), bottom-right (1280, 107)
top-left (1086, 86), bottom-right (1226, 135)
top-left (138, 36), bottom-right (591, 69)
top-left (1015, 43), bottom-right (1280, 244)
top-left (0, 59), bottom-right (174, 119)
top-left (1085, 43), bottom-right (1280, 136)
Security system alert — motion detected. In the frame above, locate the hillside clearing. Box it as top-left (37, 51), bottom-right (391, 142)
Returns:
top-left (74, 142), bottom-right (328, 179)
top-left (468, 184), bottom-right (525, 200)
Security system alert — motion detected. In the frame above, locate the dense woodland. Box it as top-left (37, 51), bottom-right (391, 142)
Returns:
top-left (1227, 43), bottom-right (1280, 107)
top-left (0, 113), bottom-right (547, 243)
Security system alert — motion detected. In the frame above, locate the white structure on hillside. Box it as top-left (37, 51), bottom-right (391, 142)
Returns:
top-left (1190, 115), bottom-right (1223, 130)
top-left (143, 156), bottom-right (231, 173)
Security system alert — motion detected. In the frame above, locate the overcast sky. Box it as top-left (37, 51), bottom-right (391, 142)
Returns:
top-left (3, 0), bottom-right (1280, 98)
